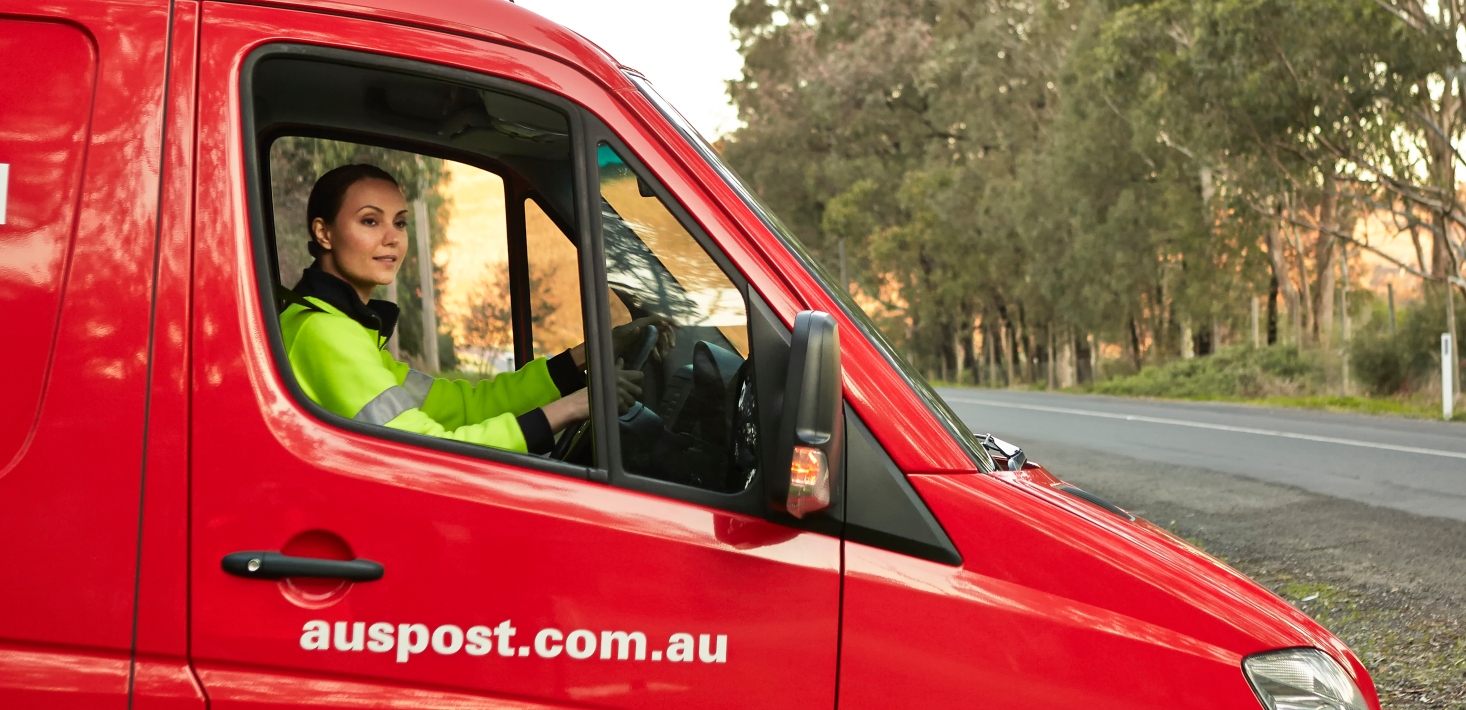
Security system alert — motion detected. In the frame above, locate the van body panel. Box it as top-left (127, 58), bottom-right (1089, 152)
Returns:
top-left (222, 0), bottom-right (634, 94)
top-left (0, 18), bottom-right (97, 472)
top-left (835, 472), bottom-right (1376, 708)
top-left (0, 0), bottom-right (174, 706)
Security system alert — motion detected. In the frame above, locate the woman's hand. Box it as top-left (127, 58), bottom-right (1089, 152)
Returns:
top-left (540, 359), bottom-right (644, 433)
top-left (542, 389), bottom-right (590, 433)
top-left (614, 359), bottom-right (644, 413)
top-left (566, 316), bottom-right (678, 371)
top-left (612, 316), bottom-right (677, 363)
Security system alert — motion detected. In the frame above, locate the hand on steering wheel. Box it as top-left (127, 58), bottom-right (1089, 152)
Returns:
top-left (549, 327), bottom-right (659, 462)
top-left (613, 358), bottom-right (644, 413)
top-left (612, 316), bottom-right (677, 363)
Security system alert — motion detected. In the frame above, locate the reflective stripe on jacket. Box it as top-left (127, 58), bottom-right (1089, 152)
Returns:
top-left (280, 297), bottom-right (561, 453)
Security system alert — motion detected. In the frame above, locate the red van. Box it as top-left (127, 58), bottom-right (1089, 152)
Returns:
top-left (0, 1), bottom-right (1376, 708)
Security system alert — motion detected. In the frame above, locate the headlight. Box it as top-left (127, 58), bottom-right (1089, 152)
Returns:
top-left (1243, 648), bottom-right (1367, 710)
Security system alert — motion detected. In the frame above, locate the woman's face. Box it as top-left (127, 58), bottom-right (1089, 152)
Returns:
top-left (312, 178), bottom-right (409, 301)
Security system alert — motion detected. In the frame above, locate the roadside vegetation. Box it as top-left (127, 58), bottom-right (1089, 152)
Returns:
top-left (723, 0), bottom-right (1465, 411)
top-left (1079, 293), bottom-right (1466, 420)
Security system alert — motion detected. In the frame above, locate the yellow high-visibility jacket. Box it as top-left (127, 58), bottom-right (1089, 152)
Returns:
top-left (280, 268), bottom-right (582, 453)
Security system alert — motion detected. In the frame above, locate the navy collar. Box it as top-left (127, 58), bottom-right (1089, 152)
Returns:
top-left (292, 266), bottom-right (400, 342)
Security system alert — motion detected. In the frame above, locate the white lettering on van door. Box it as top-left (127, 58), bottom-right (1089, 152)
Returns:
top-left (297, 619), bottom-right (729, 666)
top-left (0, 163), bottom-right (9, 225)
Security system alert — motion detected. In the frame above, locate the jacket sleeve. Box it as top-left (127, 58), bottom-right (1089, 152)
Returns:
top-left (288, 314), bottom-right (540, 453)
top-left (415, 356), bottom-right (564, 430)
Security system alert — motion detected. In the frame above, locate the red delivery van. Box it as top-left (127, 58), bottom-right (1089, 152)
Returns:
top-left (0, 1), bottom-right (1377, 708)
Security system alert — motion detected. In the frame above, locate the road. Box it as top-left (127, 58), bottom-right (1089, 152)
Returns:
top-left (937, 388), bottom-right (1466, 522)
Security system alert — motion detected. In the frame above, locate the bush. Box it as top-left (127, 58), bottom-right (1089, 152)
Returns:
top-left (1093, 345), bottom-right (1323, 399)
top-left (1349, 291), bottom-right (1464, 396)
top-left (1349, 332), bottom-right (1413, 395)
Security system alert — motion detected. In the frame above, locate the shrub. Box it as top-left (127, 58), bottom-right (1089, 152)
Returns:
top-left (1349, 291), bottom-right (1464, 396)
top-left (1093, 345), bottom-right (1323, 399)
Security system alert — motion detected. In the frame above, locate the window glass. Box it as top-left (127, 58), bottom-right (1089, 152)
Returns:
top-left (437, 162), bottom-right (511, 376)
top-left (525, 197), bottom-right (589, 358)
top-left (628, 71), bottom-right (996, 472)
top-left (597, 144), bottom-right (757, 493)
top-left (270, 138), bottom-right (466, 372)
top-left (269, 140), bottom-right (594, 381)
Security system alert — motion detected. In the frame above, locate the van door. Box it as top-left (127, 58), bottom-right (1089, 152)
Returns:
top-left (187, 5), bottom-right (839, 708)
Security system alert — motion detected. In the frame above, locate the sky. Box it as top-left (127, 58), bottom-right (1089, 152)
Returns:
top-left (517, 0), bottom-right (744, 138)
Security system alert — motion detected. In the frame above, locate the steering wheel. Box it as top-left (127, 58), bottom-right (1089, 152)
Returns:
top-left (550, 325), bottom-right (659, 462)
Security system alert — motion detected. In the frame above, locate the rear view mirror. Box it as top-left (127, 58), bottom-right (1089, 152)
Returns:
top-left (770, 311), bottom-right (843, 518)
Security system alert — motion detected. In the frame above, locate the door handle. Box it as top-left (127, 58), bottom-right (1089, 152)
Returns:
top-left (221, 551), bottom-right (384, 582)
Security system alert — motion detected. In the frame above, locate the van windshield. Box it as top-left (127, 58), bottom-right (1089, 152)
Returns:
top-left (625, 72), bottom-right (995, 473)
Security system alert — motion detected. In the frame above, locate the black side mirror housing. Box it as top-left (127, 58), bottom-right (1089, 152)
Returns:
top-left (768, 311), bottom-right (843, 518)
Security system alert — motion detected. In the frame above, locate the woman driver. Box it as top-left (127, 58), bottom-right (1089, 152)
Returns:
top-left (281, 163), bottom-right (658, 455)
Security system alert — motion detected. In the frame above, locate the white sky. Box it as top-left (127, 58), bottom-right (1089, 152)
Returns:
top-left (516, 0), bottom-right (744, 138)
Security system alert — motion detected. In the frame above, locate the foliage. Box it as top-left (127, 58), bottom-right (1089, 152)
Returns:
top-left (457, 262), bottom-right (561, 368)
top-left (722, 0), bottom-right (1466, 390)
top-left (1091, 344), bottom-right (1323, 398)
top-left (1350, 290), bottom-right (1466, 395)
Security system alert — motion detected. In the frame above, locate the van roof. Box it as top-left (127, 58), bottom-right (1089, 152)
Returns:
top-left (237, 0), bottom-right (636, 92)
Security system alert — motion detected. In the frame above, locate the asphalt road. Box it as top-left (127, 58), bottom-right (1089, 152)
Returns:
top-left (937, 388), bottom-right (1466, 522)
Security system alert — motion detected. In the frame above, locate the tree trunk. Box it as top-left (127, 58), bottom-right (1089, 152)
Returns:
top-left (1077, 333), bottom-right (1094, 383)
top-left (1017, 303), bottom-right (1032, 383)
top-left (1267, 274), bottom-right (1280, 345)
top-left (1059, 326), bottom-right (1077, 388)
top-left (1128, 317), bottom-right (1143, 370)
top-left (985, 322), bottom-right (997, 386)
top-left (952, 324), bottom-right (965, 385)
top-left (1004, 322), bottom-right (1016, 386)
top-left (1312, 178), bottom-right (1338, 348)
top-left (1265, 219), bottom-right (1299, 346)
top-left (1046, 326), bottom-right (1056, 390)
top-left (1286, 220), bottom-right (1314, 346)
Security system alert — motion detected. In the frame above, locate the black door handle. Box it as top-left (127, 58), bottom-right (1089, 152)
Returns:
top-left (222, 551), bottom-right (384, 582)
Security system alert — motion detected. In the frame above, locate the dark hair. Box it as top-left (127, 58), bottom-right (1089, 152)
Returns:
top-left (306, 163), bottom-right (401, 258)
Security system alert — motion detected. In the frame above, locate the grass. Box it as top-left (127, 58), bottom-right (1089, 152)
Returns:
top-left (1140, 393), bottom-right (1465, 422)
top-left (945, 344), bottom-right (1466, 422)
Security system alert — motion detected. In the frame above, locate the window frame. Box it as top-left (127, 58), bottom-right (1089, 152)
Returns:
top-left (241, 43), bottom-right (599, 481)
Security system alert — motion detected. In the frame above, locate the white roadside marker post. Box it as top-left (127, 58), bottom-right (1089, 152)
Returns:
top-left (0, 163), bottom-right (9, 225)
top-left (1444, 334), bottom-right (1455, 420)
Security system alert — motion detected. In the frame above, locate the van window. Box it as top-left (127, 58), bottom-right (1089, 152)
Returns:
top-left (250, 54), bottom-right (592, 466)
top-left (248, 53), bottom-right (760, 492)
top-left (268, 135), bottom-right (586, 371)
top-left (0, 20), bottom-right (97, 467)
top-left (596, 144), bottom-right (757, 493)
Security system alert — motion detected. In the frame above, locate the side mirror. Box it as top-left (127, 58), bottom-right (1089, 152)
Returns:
top-left (980, 434), bottom-right (1027, 471)
top-left (770, 311), bottom-right (843, 518)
